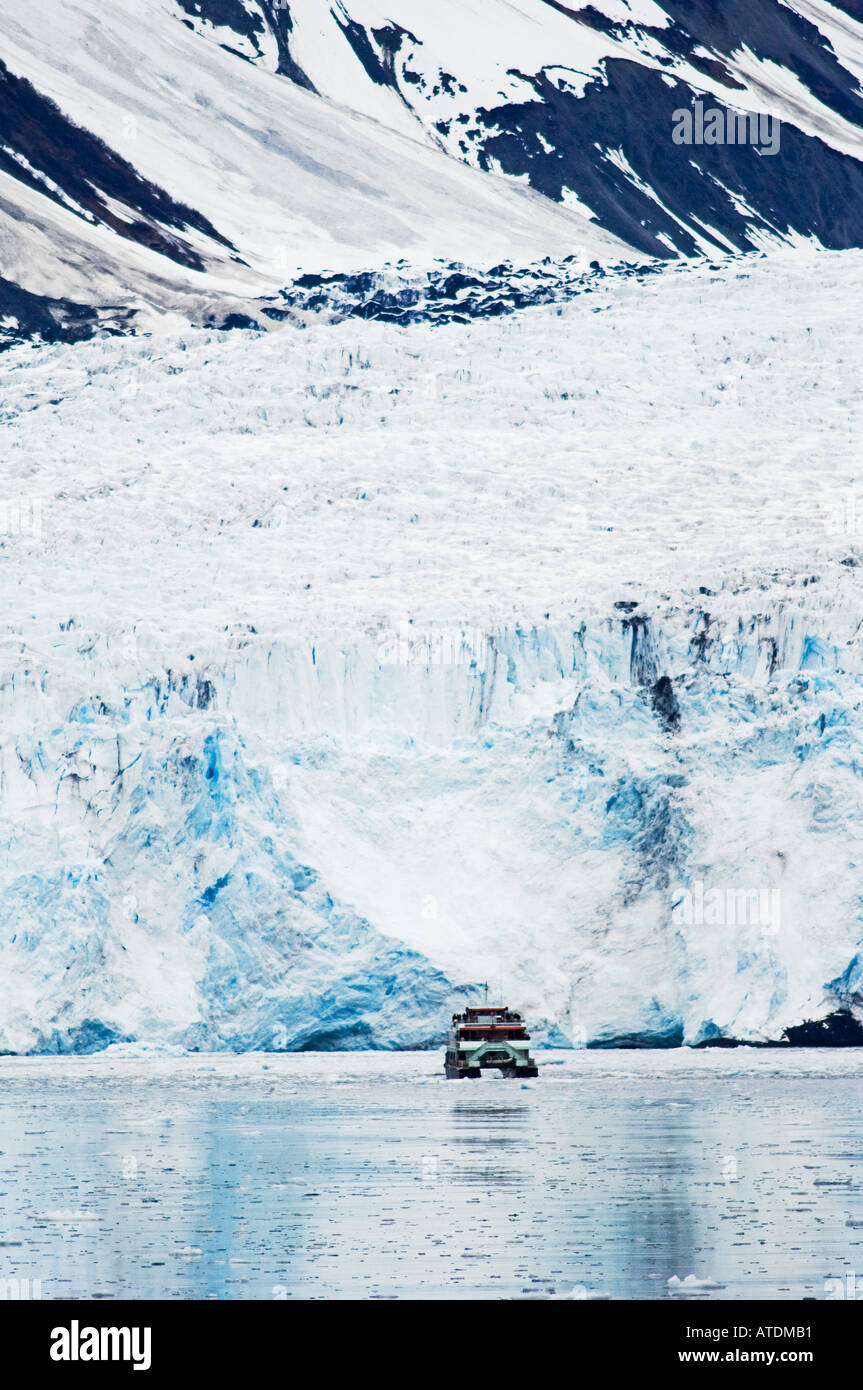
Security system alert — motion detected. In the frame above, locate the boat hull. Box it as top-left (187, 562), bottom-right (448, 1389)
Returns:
top-left (444, 1059), bottom-right (538, 1079)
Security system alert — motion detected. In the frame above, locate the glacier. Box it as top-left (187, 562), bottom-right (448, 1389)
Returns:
top-left (4, 600), bottom-right (863, 1053)
top-left (2, 247), bottom-right (863, 1053)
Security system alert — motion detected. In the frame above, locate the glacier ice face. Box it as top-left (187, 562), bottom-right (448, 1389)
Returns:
top-left (3, 601), bottom-right (863, 1053)
top-left (0, 690), bottom-right (463, 1054)
top-left (1, 250), bottom-right (863, 1052)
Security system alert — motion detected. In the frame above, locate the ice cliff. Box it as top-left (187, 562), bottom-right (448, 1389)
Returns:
top-left (2, 595), bottom-right (863, 1053)
top-left (1, 249), bottom-right (862, 1051)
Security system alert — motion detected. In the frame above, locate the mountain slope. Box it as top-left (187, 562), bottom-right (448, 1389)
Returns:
top-left (0, 0), bottom-right (628, 347)
top-left (180, 0), bottom-right (863, 256)
top-left (3, 2), bottom-right (863, 344)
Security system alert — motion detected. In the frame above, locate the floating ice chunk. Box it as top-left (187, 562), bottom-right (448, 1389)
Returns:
top-left (667, 1273), bottom-right (726, 1293)
top-left (33, 1209), bottom-right (99, 1223)
top-left (552, 1284), bottom-right (611, 1300)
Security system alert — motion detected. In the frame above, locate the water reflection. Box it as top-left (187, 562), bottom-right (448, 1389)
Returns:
top-left (0, 1057), bottom-right (859, 1299)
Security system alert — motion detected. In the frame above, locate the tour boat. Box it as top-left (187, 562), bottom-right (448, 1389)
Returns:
top-left (444, 1004), bottom-right (538, 1078)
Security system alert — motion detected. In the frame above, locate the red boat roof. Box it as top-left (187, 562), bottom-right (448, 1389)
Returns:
top-left (458, 1025), bottom-right (526, 1033)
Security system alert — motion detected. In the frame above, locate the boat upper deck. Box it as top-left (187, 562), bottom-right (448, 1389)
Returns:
top-left (451, 1007), bottom-right (530, 1041)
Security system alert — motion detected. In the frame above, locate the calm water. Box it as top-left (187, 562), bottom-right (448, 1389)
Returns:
top-left (0, 1049), bottom-right (861, 1300)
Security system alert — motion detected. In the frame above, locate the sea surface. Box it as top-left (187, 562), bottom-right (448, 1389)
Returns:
top-left (0, 1049), bottom-right (861, 1301)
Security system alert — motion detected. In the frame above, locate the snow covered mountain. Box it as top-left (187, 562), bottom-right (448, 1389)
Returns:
top-left (3, 1), bottom-right (863, 344)
top-left (189, 0), bottom-right (863, 256)
top-left (0, 0), bottom-right (628, 349)
top-left (2, 248), bottom-right (863, 1053)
